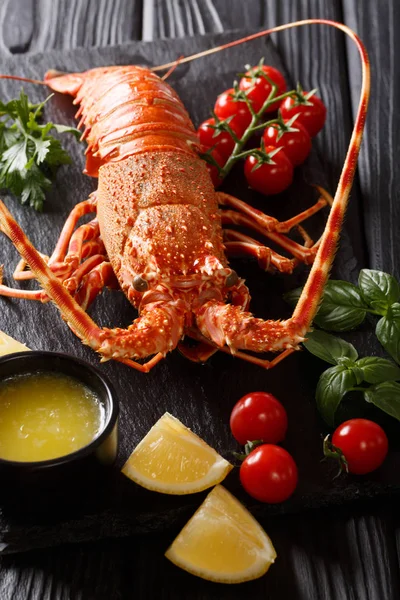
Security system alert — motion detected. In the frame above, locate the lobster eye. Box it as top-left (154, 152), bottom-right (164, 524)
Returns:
top-left (225, 270), bottom-right (239, 288)
top-left (132, 276), bottom-right (149, 292)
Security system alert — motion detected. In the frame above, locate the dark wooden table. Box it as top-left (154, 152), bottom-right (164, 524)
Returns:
top-left (0, 0), bottom-right (399, 598)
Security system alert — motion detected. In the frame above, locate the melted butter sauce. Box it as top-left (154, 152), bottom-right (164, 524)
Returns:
top-left (0, 371), bottom-right (105, 462)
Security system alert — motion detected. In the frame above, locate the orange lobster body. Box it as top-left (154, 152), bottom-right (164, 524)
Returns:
top-left (46, 66), bottom-right (247, 361)
top-left (0, 21), bottom-right (371, 371)
top-left (47, 67), bottom-right (225, 308)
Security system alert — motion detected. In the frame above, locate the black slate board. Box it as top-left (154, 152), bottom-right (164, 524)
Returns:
top-left (0, 31), bottom-right (398, 555)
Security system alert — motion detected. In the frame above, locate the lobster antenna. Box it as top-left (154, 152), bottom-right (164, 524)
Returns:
top-left (152, 19), bottom-right (370, 336)
top-left (161, 55), bottom-right (184, 81)
top-left (0, 74), bottom-right (46, 86)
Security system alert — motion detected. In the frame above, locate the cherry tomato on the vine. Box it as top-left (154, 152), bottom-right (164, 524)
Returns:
top-left (244, 146), bottom-right (293, 196)
top-left (230, 392), bottom-right (288, 445)
top-left (280, 91), bottom-right (327, 137)
top-left (263, 118), bottom-right (312, 167)
top-left (240, 444), bottom-right (298, 504)
top-left (197, 118), bottom-right (242, 160)
top-left (214, 88), bottom-right (252, 134)
top-left (239, 65), bottom-right (287, 113)
top-left (331, 419), bottom-right (388, 475)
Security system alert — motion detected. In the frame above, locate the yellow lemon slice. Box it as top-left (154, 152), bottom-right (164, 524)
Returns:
top-left (0, 331), bottom-right (30, 356)
top-left (121, 412), bottom-right (233, 494)
top-left (165, 485), bottom-right (277, 583)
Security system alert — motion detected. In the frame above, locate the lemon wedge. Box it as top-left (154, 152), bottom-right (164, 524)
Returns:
top-left (165, 485), bottom-right (276, 583)
top-left (0, 330), bottom-right (30, 356)
top-left (121, 412), bottom-right (233, 494)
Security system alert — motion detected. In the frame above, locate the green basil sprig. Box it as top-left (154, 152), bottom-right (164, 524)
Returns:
top-left (286, 269), bottom-right (400, 364)
top-left (304, 330), bottom-right (400, 426)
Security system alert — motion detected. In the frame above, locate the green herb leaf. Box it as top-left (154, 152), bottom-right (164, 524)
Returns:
top-left (0, 89), bottom-right (79, 210)
top-left (285, 281), bottom-right (368, 331)
top-left (33, 138), bottom-right (51, 164)
top-left (303, 330), bottom-right (358, 365)
top-left (323, 434), bottom-right (349, 477)
top-left (376, 303), bottom-right (400, 365)
top-left (364, 381), bottom-right (400, 421)
top-left (284, 287), bottom-right (302, 305)
top-left (356, 356), bottom-right (400, 384)
top-left (52, 124), bottom-right (81, 140)
top-left (348, 364), bottom-right (365, 385)
top-left (316, 366), bottom-right (357, 426)
top-left (359, 269), bottom-right (400, 313)
top-left (1, 140), bottom-right (27, 174)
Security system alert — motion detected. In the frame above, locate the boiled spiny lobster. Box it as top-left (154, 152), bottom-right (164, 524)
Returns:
top-left (0, 20), bottom-right (370, 372)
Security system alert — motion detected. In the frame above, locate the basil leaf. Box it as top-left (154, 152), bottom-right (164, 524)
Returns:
top-left (356, 356), bottom-right (400, 384)
top-left (359, 269), bottom-right (400, 313)
top-left (315, 281), bottom-right (368, 331)
top-left (284, 287), bottom-right (302, 306)
top-left (304, 330), bottom-right (358, 365)
top-left (376, 303), bottom-right (400, 365)
top-left (348, 365), bottom-right (365, 385)
top-left (364, 381), bottom-right (400, 421)
top-left (285, 281), bottom-right (367, 331)
top-left (316, 366), bottom-right (357, 426)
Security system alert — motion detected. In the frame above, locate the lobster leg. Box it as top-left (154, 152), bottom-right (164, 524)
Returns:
top-left (0, 279), bottom-right (47, 301)
top-left (13, 252), bottom-right (50, 280)
top-left (13, 240), bottom-right (106, 282)
top-left (74, 261), bottom-right (119, 310)
top-left (62, 219), bottom-right (101, 269)
top-left (178, 338), bottom-right (218, 363)
top-left (49, 197), bottom-right (97, 263)
top-left (221, 210), bottom-right (317, 264)
top-left (63, 255), bottom-right (115, 294)
top-left (183, 327), bottom-right (295, 368)
top-left (14, 197), bottom-right (99, 279)
top-left (0, 200), bottom-right (183, 371)
top-left (224, 229), bottom-right (298, 274)
top-left (217, 190), bottom-right (330, 234)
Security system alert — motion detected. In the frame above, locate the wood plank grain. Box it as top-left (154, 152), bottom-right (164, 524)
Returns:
top-left (342, 1), bottom-right (400, 279)
top-left (146, 0), bottom-right (367, 275)
top-left (1, 0), bottom-right (143, 53)
top-left (0, 2), bottom-right (398, 600)
top-left (0, 500), bottom-right (398, 600)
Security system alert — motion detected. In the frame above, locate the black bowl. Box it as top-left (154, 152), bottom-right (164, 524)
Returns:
top-left (0, 351), bottom-right (119, 515)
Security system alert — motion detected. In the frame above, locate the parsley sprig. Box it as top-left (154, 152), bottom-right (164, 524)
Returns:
top-left (0, 90), bottom-right (80, 211)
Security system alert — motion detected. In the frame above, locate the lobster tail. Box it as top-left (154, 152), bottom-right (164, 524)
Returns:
top-left (44, 69), bottom-right (84, 95)
top-left (46, 65), bottom-right (199, 177)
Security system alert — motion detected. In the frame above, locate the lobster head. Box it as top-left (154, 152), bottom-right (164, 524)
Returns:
top-left (96, 151), bottom-right (246, 311)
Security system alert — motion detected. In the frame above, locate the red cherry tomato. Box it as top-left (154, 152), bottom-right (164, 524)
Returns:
top-left (332, 419), bottom-right (388, 475)
top-left (263, 119), bottom-right (312, 167)
top-left (244, 147), bottom-right (293, 196)
top-left (214, 88), bottom-right (252, 134)
top-left (197, 118), bottom-right (242, 160)
top-left (280, 91), bottom-right (326, 137)
top-left (240, 444), bottom-right (298, 503)
top-left (239, 65), bottom-right (286, 113)
top-left (230, 392), bottom-right (288, 445)
top-left (201, 146), bottom-right (225, 188)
